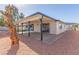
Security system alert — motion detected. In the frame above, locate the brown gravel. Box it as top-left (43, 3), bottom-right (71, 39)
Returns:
top-left (0, 31), bottom-right (79, 55)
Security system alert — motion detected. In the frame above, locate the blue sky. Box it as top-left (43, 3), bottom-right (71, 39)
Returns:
top-left (0, 4), bottom-right (79, 23)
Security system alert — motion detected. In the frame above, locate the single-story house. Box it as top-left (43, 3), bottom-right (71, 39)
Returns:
top-left (16, 12), bottom-right (75, 35)
top-left (65, 23), bottom-right (79, 31)
top-left (64, 23), bottom-right (74, 30)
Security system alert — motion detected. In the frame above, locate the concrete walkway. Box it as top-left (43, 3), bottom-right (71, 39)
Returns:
top-left (0, 31), bottom-right (79, 55)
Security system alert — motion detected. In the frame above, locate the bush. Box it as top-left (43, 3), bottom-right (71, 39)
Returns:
top-left (0, 19), bottom-right (5, 26)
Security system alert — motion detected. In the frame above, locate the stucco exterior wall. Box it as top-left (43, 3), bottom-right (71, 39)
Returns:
top-left (33, 22), bottom-right (40, 32)
top-left (55, 21), bottom-right (65, 34)
top-left (49, 22), bottom-right (56, 34)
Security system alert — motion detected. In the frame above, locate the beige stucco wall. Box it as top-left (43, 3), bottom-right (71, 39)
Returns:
top-left (55, 21), bottom-right (65, 34)
top-left (32, 21), bottom-right (40, 32)
top-left (49, 22), bottom-right (56, 34)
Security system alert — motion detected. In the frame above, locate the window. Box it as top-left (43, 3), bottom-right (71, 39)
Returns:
top-left (59, 24), bottom-right (63, 29)
top-left (29, 24), bottom-right (34, 31)
top-left (26, 24), bottom-right (34, 31)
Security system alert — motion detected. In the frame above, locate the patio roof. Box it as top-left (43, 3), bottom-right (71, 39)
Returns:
top-left (16, 12), bottom-right (64, 25)
top-left (65, 22), bottom-right (79, 25)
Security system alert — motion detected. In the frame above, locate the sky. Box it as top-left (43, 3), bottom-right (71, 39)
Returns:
top-left (0, 4), bottom-right (79, 23)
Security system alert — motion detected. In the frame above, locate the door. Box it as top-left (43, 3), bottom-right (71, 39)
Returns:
top-left (42, 23), bottom-right (49, 32)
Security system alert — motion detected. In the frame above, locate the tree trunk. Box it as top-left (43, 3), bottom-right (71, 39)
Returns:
top-left (0, 11), bottom-right (19, 45)
top-left (9, 25), bottom-right (19, 45)
top-left (4, 17), bottom-right (19, 45)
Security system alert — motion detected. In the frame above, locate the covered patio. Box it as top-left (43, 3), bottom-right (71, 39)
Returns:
top-left (16, 12), bottom-right (57, 41)
top-left (21, 32), bottom-right (64, 44)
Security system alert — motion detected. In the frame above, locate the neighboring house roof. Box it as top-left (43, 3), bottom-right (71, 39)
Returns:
top-left (65, 22), bottom-right (78, 25)
top-left (16, 12), bottom-right (64, 25)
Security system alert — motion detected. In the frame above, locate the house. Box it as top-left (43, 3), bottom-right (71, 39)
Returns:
top-left (65, 23), bottom-right (79, 31)
top-left (16, 12), bottom-right (73, 35)
top-left (64, 23), bottom-right (74, 31)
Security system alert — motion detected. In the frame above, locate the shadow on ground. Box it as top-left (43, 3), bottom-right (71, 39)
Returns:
top-left (19, 34), bottom-right (53, 55)
top-left (7, 44), bottom-right (19, 55)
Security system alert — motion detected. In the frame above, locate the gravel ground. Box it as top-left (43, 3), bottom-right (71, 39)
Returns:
top-left (0, 31), bottom-right (79, 55)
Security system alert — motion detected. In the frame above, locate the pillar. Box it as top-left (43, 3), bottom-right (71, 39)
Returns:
top-left (40, 15), bottom-right (43, 41)
top-left (21, 23), bottom-right (23, 35)
top-left (28, 21), bottom-right (30, 37)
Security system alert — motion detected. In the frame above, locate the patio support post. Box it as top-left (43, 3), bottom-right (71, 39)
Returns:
top-left (40, 15), bottom-right (43, 41)
top-left (18, 24), bottom-right (19, 34)
top-left (21, 23), bottom-right (23, 35)
top-left (28, 21), bottom-right (30, 37)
